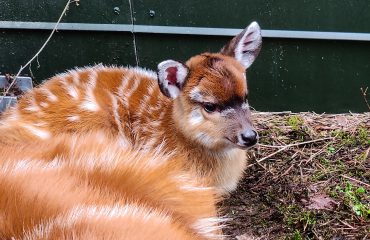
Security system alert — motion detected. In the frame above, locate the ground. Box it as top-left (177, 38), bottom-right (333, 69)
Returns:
top-left (221, 112), bottom-right (369, 240)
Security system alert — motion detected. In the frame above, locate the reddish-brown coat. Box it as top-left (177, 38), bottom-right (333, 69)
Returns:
top-left (0, 132), bottom-right (221, 239)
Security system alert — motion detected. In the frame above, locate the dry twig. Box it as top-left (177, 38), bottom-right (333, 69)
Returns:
top-left (360, 87), bottom-right (370, 111)
top-left (0, 0), bottom-right (76, 104)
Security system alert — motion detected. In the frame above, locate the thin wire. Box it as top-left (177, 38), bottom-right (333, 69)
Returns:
top-left (128, 0), bottom-right (140, 66)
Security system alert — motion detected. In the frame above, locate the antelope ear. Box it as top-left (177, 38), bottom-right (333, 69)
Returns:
top-left (157, 60), bottom-right (189, 99)
top-left (220, 21), bottom-right (262, 69)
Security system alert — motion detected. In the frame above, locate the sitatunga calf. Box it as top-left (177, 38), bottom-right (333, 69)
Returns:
top-left (0, 22), bottom-right (262, 193)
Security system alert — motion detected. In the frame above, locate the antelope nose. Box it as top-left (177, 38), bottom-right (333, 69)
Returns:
top-left (240, 129), bottom-right (258, 147)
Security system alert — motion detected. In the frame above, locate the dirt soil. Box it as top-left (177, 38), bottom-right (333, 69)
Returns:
top-left (221, 112), bottom-right (370, 240)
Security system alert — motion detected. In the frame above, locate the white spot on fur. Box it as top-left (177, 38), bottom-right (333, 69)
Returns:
top-left (67, 115), bottom-right (80, 122)
top-left (141, 137), bottom-right (158, 151)
top-left (64, 204), bottom-right (171, 227)
top-left (24, 105), bottom-right (41, 112)
top-left (80, 97), bottom-right (99, 111)
top-left (122, 77), bottom-right (140, 106)
top-left (64, 84), bottom-right (79, 100)
top-left (189, 87), bottom-right (204, 102)
top-left (33, 121), bottom-right (47, 127)
top-left (80, 70), bottom-right (100, 112)
top-left (109, 93), bottom-right (130, 147)
top-left (117, 72), bottom-right (133, 99)
top-left (172, 174), bottom-right (213, 192)
top-left (180, 185), bottom-right (213, 192)
top-left (189, 109), bottom-right (204, 126)
top-left (22, 124), bottom-right (50, 139)
top-left (192, 217), bottom-right (227, 240)
top-left (151, 120), bottom-right (161, 127)
top-left (24, 204), bottom-right (171, 239)
top-left (39, 102), bottom-right (49, 108)
top-left (220, 108), bottom-right (236, 117)
top-left (40, 88), bottom-right (58, 102)
top-left (118, 136), bottom-right (131, 148)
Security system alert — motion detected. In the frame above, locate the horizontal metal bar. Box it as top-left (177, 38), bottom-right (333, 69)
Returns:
top-left (1, 21), bottom-right (370, 41)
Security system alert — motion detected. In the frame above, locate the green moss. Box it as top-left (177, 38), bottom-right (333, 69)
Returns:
top-left (287, 115), bottom-right (304, 131)
top-left (357, 127), bottom-right (369, 146)
top-left (332, 127), bottom-right (369, 147)
top-left (320, 158), bottom-right (330, 166)
top-left (293, 229), bottom-right (303, 240)
top-left (279, 203), bottom-right (317, 234)
top-left (327, 146), bottom-right (336, 154)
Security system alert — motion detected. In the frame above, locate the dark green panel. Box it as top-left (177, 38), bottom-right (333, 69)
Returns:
top-left (249, 39), bottom-right (370, 113)
top-left (0, 30), bottom-right (137, 81)
top-left (1, 1), bottom-right (369, 113)
top-left (0, 0), bottom-right (131, 24)
top-left (136, 34), bottom-right (369, 113)
top-left (134, 0), bottom-right (370, 32)
top-left (0, 30), bottom-right (368, 113)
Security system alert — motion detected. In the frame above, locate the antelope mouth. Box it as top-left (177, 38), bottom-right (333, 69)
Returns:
top-left (225, 137), bottom-right (257, 150)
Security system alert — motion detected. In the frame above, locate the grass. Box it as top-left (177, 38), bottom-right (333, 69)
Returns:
top-left (221, 111), bottom-right (370, 239)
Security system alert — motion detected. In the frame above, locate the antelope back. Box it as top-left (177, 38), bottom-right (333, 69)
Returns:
top-left (0, 132), bottom-right (223, 239)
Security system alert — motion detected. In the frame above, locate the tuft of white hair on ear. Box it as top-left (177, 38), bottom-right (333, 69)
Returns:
top-left (157, 60), bottom-right (189, 99)
top-left (220, 21), bottom-right (262, 69)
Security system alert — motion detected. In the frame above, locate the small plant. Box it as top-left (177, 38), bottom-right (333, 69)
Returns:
top-left (327, 146), bottom-right (336, 154)
top-left (357, 127), bottom-right (369, 146)
top-left (287, 115), bottom-right (304, 131)
top-left (320, 157), bottom-right (330, 166)
top-left (335, 182), bottom-right (370, 219)
top-left (293, 229), bottom-right (303, 240)
top-left (333, 128), bottom-right (369, 147)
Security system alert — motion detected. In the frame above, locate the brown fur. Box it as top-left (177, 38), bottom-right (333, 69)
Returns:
top-left (0, 132), bottom-right (223, 239)
top-left (0, 58), bottom-right (250, 192)
top-left (0, 22), bottom-right (263, 239)
top-left (0, 23), bottom-right (261, 192)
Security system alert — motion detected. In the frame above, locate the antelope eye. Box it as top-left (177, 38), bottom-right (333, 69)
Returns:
top-left (203, 103), bottom-right (218, 113)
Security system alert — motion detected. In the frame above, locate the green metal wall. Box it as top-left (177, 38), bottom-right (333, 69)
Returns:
top-left (1, 0), bottom-right (369, 113)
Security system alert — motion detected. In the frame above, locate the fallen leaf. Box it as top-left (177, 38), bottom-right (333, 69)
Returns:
top-left (335, 116), bottom-right (348, 127)
top-left (307, 194), bottom-right (338, 210)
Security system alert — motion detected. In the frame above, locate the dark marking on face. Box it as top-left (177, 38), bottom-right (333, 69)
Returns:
top-left (190, 91), bottom-right (245, 112)
top-left (218, 95), bottom-right (245, 110)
